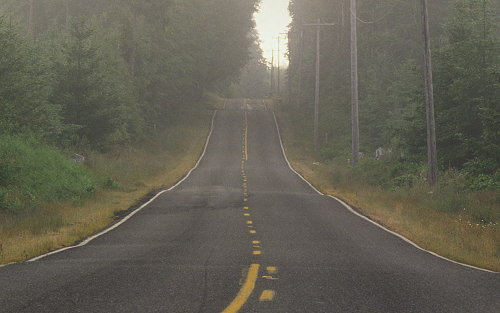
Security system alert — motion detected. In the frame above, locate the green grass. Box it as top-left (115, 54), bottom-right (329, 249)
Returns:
top-left (0, 134), bottom-right (102, 214)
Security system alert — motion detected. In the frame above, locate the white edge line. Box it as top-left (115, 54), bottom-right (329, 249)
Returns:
top-left (27, 110), bottom-right (219, 263)
top-left (223, 99), bottom-right (227, 110)
top-left (272, 112), bottom-right (323, 196)
top-left (271, 111), bottom-right (498, 274)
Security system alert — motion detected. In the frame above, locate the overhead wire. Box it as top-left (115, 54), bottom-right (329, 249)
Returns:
top-left (350, 2), bottom-right (399, 24)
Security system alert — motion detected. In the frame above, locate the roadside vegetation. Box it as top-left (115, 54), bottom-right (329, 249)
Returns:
top-left (278, 109), bottom-right (500, 272)
top-left (0, 106), bottom-right (216, 265)
top-left (0, 0), bottom-right (258, 264)
top-left (276, 0), bottom-right (500, 271)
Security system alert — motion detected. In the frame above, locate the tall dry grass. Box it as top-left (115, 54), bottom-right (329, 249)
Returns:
top-left (277, 111), bottom-right (500, 272)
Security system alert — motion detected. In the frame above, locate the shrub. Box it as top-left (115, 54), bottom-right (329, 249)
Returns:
top-left (0, 134), bottom-right (102, 212)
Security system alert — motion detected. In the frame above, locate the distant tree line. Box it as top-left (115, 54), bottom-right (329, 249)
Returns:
top-left (287, 0), bottom-right (500, 177)
top-left (229, 29), bottom-right (270, 99)
top-left (0, 0), bottom-right (259, 150)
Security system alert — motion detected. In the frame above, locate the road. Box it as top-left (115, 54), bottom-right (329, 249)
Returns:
top-left (1, 99), bottom-right (499, 312)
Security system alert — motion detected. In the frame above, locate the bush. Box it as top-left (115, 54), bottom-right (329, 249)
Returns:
top-left (0, 134), bottom-right (102, 212)
top-left (352, 157), bottom-right (427, 190)
top-left (464, 173), bottom-right (500, 191)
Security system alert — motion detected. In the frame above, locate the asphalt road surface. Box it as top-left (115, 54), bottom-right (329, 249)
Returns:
top-left (1, 99), bottom-right (499, 312)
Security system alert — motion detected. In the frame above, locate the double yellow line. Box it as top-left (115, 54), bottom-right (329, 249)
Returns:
top-left (244, 111), bottom-right (248, 161)
top-left (221, 264), bottom-right (260, 313)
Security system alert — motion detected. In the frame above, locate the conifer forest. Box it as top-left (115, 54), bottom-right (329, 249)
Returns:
top-left (287, 0), bottom-right (500, 185)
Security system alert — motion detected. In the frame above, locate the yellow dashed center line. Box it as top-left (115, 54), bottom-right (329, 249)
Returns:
top-left (259, 290), bottom-right (276, 302)
top-left (224, 105), bottom-right (278, 312)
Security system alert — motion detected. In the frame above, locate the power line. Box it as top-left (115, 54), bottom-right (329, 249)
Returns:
top-left (350, 2), bottom-right (399, 24)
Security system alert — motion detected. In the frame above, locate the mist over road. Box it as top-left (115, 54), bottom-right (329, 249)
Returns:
top-left (1, 99), bottom-right (499, 312)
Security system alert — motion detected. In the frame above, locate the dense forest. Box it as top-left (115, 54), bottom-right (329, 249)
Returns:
top-left (0, 0), bottom-right (261, 213)
top-left (286, 0), bottom-right (500, 185)
top-left (0, 0), bottom-right (260, 150)
top-left (2, 0), bottom-right (500, 198)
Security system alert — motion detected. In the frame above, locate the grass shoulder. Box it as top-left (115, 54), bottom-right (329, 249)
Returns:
top-left (0, 106), bottom-right (216, 265)
top-left (276, 110), bottom-right (500, 272)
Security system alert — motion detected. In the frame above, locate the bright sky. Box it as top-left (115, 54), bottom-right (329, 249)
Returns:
top-left (254, 0), bottom-right (291, 67)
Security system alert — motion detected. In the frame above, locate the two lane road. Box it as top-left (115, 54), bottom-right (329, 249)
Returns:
top-left (1, 99), bottom-right (499, 312)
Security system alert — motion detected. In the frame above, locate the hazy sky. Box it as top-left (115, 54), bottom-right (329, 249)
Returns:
top-left (254, 0), bottom-right (291, 67)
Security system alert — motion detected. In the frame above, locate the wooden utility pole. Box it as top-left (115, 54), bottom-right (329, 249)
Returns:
top-left (303, 19), bottom-right (335, 153)
top-left (273, 36), bottom-right (281, 96)
top-left (314, 19), bottom-right (321, 153)
top-left (288, 31), bottom-right (292, 107)
top-left (350, 0), bottom-right (360, 166)
top-left (271, 49), bottom-right (275, 95)
top-left (422, 0), bottom-right (438, 186)
top-left (277, 36), bottom-right (280, 96)
top-left (296, 25), bottom-right (304, 110)
top-left (275, 33), bottom-right (288, 97)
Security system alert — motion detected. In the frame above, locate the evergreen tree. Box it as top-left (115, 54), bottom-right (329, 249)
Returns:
top-left (0, 17), bottom-right (61, 139)
top-left (52, 19), bottom-right (132, 150)
top-left (434, 0), bottom-right (500, 168)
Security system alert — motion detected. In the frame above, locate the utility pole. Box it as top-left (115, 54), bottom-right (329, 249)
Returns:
top-left (274, 33), bottom-right (288, 97)
top-left (288, 31), bottom-right (292, 108)
top-left (296, 25), bottom-right (304, 110)
top-left (303, 19), bottom-right (335, 153)
top-left (314, 19), bottom-right (320, 153)
top-left (271, 49), bottom-right (275, 96)
top-left (273, 36), bottom-right (281, 96)
top-left (277, 36), bottom-right (280, 96)
top-left (422, 0), bottom-right (438, 186)
top-left (350, 0), bottom-right (360, 166)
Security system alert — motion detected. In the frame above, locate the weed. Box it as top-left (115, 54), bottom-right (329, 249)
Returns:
top-left (104, 175), bottom-right (123, 190)
top-left (71, 197), bottom-right (85, 207)
top-left (471, 206), bottom-right (500, 225)
top-left (26, 213), bottom-right (64, 235)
